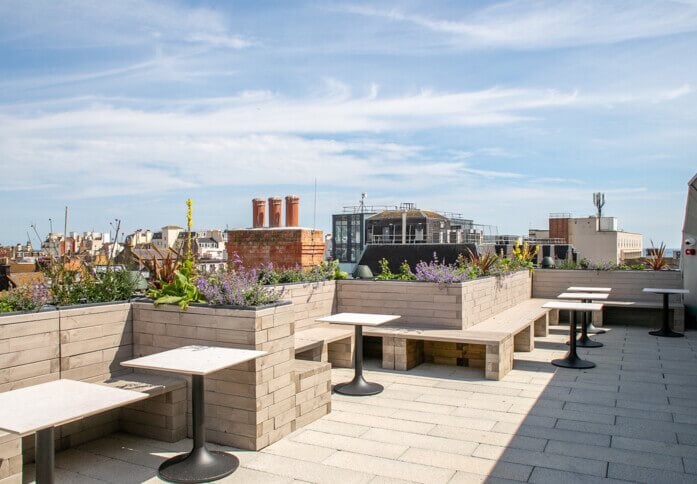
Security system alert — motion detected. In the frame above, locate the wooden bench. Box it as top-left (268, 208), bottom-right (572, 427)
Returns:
top-left (100, 372), bottom-right (188, 443)
top-left (294, 325), bottom-right (354, 368)
top-left (365, 299), bottom-right (554, 380)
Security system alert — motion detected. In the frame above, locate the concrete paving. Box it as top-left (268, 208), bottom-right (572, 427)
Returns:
top-left (21, 324), bottom-right (697, 483)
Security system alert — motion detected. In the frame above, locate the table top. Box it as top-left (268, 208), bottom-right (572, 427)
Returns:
top-left (316, 312), bottom-right (401, 327)
top-left (121, 345), bottom-right (267, 376)
top-left (567, 286), bottom-right (612, 292)
top-left (642, 288), bottom-right (690, 295)
top-left (543, 301), bottom-right (604, 311)
top-left (558, 292), bottom-right (610, 301)
top-left (0, 379), bottom-right (148, 436)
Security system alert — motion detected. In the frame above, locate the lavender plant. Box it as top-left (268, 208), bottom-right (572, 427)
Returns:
top-left (414, 253), bottom-right (468, 284)
top-left (0, 282), bottom-right (50, 313)
top-left (196, 268), bottom-right (284, 307)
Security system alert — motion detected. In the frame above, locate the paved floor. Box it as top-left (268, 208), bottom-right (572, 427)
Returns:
top-left (22, 324), bottom-right (697, 483)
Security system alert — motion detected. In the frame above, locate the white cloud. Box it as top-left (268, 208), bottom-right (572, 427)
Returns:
top-left (656, 84), bottom-right (694, 101)
top-left (343, 1), bottom-right (697, 50)
top-left (0, 0), bottom-right (253, 50)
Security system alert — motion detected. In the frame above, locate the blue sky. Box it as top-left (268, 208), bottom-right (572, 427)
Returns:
top-left (1, 0), bottom-right (696, 248)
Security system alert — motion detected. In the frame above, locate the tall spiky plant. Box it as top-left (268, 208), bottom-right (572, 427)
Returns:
top-left (645, 240), bottom-right (668, 270)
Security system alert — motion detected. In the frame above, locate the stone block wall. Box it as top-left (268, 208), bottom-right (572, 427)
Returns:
top-left (58, 302), bottom-right (133, 382)
top-left (337, 280), bottom-right (464, 328)
top-left (532, 269), bottom-right (683, 301)
top-left (132, 300), bottom-right (325, 451)
top-left (337, 271), bottom-right (532, 330)
top-left (461, 271), bottom-right (532, 328)
top-left (291, 360), bottom-right (331, 431)
top-left (278, 281), bottom-right (336, 331)
top-left (0, 430), bottom-right (21, 484)
top-left (226, 228), bottom-right (325, 269)
top-left (0, 310), bottom-right (59, 393)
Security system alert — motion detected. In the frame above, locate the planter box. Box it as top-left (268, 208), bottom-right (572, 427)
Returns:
top-left (337, 271), bottom-right (532, 329)
top-left (132, 300), bottom-right (312, 451)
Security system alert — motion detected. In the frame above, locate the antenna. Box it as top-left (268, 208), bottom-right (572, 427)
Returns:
top-left (593, 192), bottom-right (605, 219)
top-left (313, 178), bottom-right (317, 229)
top-left (360, 192), bottom-right (367, 214)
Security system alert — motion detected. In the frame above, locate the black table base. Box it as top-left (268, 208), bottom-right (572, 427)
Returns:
top-left (159, 449), bottom-right (239, 483)
top-left (334, 325), bottom-right (383, 396)
top-left (650, 293), bottom-right (684, 338)
top-left (36, 426), bottom-right (55, 484)
top-left (566, 310), bottom-right (603, 348)
top-left (553, 311), bottom-right (595, 370)
top-left (159, 375), bottom-right (237, 483)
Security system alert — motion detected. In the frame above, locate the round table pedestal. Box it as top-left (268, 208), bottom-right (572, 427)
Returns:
top-left (334, 376), bottom-right (383, 396)
top-left (649, 329), bottom-right (684, 338)
top-left (159, 448), bottom-right (238, 483)
top-left (552, 356), bottom-right (596, 369)
top-left (333, 325), bottom-right (383, 397)
top-left (159, 375), bottom-right (238, 483)
top-left (554, 311), bottom-right (596, 370)
top-left (649, 293), bottom-right (684, 338)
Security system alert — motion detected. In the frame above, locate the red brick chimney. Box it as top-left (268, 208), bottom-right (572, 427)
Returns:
top-left (268, 197), bottom-right (283, 228)
top-left (252, 198), bottom-right (266, 228)
top-left (285, 195), bottom-right (299, 227)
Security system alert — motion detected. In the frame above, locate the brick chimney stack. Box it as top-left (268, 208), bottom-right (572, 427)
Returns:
top-left (268, 197), bottom-right (283, 228)
top-left (285, 195), bottom-right (299, 227)
top-left (252, 198), bottom-right (266, 228)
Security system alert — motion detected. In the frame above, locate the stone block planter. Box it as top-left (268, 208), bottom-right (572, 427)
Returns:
top-left (275, 280), bottom-right (337, 331)
top-left (132, 299), bottom-right (321, 451)
top-left (337, 270), bottom-right (532, 329)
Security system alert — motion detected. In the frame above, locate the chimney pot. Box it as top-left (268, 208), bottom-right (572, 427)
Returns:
top-left (285, 195), bottom-right (300, 227)
top-left (252, 198), bottom-right (266, 228)
top-left (268, 197), bottom-right (283, 228)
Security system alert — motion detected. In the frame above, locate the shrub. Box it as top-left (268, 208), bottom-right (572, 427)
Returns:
top-left (0, 283), bottom-right (50, 313)
top-left (645, 241), bottom-right (669, 270)
top-left (196, 268), bottom-right (283, 307)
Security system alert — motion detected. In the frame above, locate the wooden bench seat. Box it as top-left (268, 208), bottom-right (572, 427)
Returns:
top-left (294, 325), bottom-right (354, 368)
top-left (365, 299), bottom-right (554, 381)
top-left (100, 372), bottom-right (188, 443)
top-left (580, 300), bottom-right (685, 332)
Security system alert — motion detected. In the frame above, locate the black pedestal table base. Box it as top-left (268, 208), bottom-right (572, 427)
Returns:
top-left (649, 293), bottom-right (684, 338)
top-left (553, 311), bottom-right (595, 370)
top-left (158, 375), bottom-right (237, 483)
top-left (334, 325), bottom-right (383, 396)
top-left (36, 426), bottom-right (55, 484)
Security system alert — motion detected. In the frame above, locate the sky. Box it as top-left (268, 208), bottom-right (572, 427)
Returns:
top-left (1, 0), bottom-right (696, 248)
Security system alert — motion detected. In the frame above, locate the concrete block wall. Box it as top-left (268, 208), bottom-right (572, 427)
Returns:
top-left (0, 310), bottom-right (59, 393)
top-left (0, 431), bottom-right (21, 484)
top-left (461, 271), bottom-right (532, 328)
top-left (337, 271), bottom-right (532, 330)
top-left (337, 280), bottom-right (464, 328)
top-left (132, 300), bottom-right (324, 451)
top-left (278, 281), bottom-right (336, 331)
top-left (532, 269), bottom-right (683, 302)
top-left (58, 302), bottom-right (133, 382)
top-left (291, 360), bottom-right (331, 431)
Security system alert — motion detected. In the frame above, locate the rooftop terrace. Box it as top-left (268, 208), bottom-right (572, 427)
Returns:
top-left (16, 324), bottom-right (697, 484)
